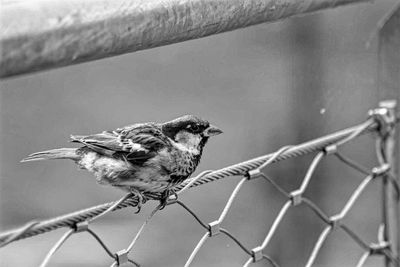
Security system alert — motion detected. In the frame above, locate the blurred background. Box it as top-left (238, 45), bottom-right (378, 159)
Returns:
top-left (1, 1), bottom-right (398, 266)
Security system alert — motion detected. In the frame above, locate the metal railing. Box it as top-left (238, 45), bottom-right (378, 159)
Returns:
top-left (0, 101), bottom-right (399, 267)
top-left (0, 0), bottom-right (368, 78)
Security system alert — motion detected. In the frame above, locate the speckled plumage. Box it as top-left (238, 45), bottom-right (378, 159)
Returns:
top-left (22, 115), bottom-right (222, 199)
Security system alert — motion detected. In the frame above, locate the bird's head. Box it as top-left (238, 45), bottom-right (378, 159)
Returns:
top-left (161, 115), bottom-right (222, 154)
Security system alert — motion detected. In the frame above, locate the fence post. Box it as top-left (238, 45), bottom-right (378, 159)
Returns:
top-left (378, 3), bottom-right (400, 267)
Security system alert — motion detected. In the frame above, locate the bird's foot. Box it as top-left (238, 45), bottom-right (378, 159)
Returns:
top-left (159, 189), bottom-right (177, 210)
top-left (130, 189), bottom-right (147, 214)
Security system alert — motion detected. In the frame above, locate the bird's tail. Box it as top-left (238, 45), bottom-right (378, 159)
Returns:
top-left (21, 148), bottom-right (80, 162)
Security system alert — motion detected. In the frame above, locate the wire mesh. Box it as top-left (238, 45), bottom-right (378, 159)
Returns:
top-left (0, 103), bottom-right (399, 267)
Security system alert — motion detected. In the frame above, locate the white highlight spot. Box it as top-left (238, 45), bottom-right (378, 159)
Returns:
top-left (129, 142), bottom-right (144, 151)
top-left (95, 157), bottom-right (128, 171)
top-left (80, 152), bottom-right (97, 171)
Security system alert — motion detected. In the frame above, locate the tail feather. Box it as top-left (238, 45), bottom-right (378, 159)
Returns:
top-left (21, 148), bottom-right (79, 162)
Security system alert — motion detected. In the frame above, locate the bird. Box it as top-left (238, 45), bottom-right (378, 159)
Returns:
top-left (21, 115), bottom-right (222, 212)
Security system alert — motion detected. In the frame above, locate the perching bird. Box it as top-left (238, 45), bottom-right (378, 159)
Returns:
top-left (21, 115), bottom-right (222, 211)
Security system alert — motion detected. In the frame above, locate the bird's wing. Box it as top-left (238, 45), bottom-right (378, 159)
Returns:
top-left (71, 123), bottom-right (169, 163)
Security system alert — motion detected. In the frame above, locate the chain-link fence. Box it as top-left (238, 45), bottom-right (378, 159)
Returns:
top-left (0, 102), bottom-right (399, 267)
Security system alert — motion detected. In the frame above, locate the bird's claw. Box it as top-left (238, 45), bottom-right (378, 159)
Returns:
top-left (135, 206), bottom-right (141, 214)
top-left (159, 189), bottom-right (177, 210)
top-left (130, 190), bottom-right (147, 214)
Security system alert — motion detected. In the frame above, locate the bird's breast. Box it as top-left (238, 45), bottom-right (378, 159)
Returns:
top-left (174, 152), bottom-right (197, 175)
top-left (146, 147), bottom-right (198, 178)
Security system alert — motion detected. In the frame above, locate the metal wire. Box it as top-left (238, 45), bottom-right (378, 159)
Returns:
top-left (356, 251), bottom-right (371, 267)
top-left (40, 229), bottom-right (74, 267)
top-left (0, 106), bottom-right (399, 267)
top-left (334, 152), bottom-right (370, 176)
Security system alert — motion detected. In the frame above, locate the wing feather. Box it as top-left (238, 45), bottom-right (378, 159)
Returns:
top-left (71, 123), bottom-right (169, 164)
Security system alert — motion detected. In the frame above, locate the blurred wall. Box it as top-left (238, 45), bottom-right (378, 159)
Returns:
top-left (1, 1), bottom-right (398, 266)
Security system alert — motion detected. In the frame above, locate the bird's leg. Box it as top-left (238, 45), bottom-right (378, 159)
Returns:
top-left (129, 188), bottom-right (147, 214)
top-left (159, 186), bottom-right (177, 210)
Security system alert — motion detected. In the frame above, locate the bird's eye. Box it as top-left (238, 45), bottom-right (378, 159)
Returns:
top-left (189, 124), bottom-right (200, 132)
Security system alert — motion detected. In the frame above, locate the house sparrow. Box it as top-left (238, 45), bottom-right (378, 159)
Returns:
top-left (21, 115), bottom-right (222, 211)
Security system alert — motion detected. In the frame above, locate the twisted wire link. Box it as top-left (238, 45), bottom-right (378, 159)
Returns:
top-left (39, 219), bottom-right (140, 267)
top-left (111, 203), bottom-right (163, 267)
top-left (304, 113), bottom-right (400, 265)
top-left (240, 111), bottom-right (399, 266)
top-left (184, 177), bottom-right (248, 267)
top-left (180, 198), bottom-right (281, 267)
top-left (1, 110), bottom-right (399, 267)
top-left (304, 168), bottom-right (391, 267)
top-left (180, 144), bottom-right (296, 267)
top-left (355, 224), bottom-right (392, 267)
top-left (334, 150), bottom-right (399, 204)
top-left (242, 152), bottom-right (326, 266)
top-left (175, 199), bottom-right (280, 267)
top-left (37, 192), bottom-right (141, 267)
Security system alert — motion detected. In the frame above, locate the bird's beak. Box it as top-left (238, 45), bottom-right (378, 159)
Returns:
top-left (203, 125), bottom-right (223, 137)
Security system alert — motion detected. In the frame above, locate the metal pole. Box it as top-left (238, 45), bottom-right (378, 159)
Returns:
top-left (378, 3), bottom-right (400, 266)
top-left (0, 0), bottom-right (368, 78)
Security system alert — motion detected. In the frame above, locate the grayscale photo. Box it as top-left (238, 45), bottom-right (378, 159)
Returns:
top-left (0, 0), bottom-right (399, 266)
